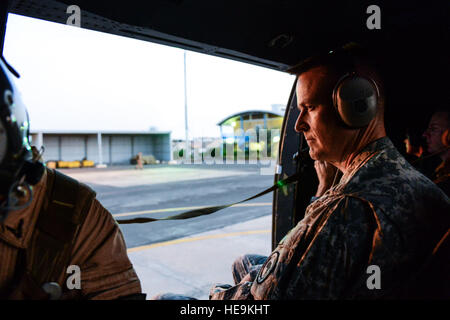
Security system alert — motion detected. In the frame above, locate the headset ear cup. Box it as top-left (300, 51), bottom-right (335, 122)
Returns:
top-left (334, 76), bottom-right (378, 128)
top-left (441, 129), bottom-right (449, 147)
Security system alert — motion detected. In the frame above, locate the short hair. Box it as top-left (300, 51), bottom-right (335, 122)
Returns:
top-left (432, 107), bottom-right (450, 128)
top-left (288, 42), bottom-right (385, 105)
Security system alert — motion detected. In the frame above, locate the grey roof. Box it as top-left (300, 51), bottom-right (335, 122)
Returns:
top-left (30, 129), bottom-right (171, 135)
top-left (217, 109), bottom-right (284, 126)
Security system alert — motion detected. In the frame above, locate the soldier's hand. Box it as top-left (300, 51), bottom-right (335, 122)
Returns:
top-left (314, 160), bottom-right (339, 197)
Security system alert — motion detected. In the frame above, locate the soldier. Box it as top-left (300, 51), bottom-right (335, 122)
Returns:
top-left (422, 110), bottom-right (450, 196)
top-left (207, 45), bottom-right (450, 299)
top-left (0, 57), bottom-right (145, 300)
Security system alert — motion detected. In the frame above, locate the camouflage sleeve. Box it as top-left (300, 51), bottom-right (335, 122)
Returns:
top-left (209, 259), bottom-right (265, 300)
top-left (252, 196), bottom-right (377, 299)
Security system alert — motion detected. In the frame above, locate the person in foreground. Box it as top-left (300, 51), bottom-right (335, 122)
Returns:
top-left (154, 45), bottom-right (450, 300)
top-left (0, 57), bottom-right (145, 300)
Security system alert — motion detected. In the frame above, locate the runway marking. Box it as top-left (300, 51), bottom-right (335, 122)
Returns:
top-left (113, 202), bottom-right (272, 218)
top-left (127, 229), bottom-right (271, 253)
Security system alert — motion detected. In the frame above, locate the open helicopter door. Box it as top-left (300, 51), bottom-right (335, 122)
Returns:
top-left (271, 79), bottom-right (319, 250)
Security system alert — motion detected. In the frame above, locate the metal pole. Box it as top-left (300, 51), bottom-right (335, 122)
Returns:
top-left (37, 132), bottom-right (44, 151)
top-left (184, 51), bottom-right (189, 160)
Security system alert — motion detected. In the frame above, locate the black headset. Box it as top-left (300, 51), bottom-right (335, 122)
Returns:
top-left (332, 71), bottom-right (380, 128)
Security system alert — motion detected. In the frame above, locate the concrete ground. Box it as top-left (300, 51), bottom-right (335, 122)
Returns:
top-left (60, 164), bottom-right (275, 300)
top-left (128, 214), bottom-right (272, 300)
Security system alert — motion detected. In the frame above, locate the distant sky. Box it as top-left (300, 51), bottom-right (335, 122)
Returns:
top-left (4, 14), bottom-right (295, 139)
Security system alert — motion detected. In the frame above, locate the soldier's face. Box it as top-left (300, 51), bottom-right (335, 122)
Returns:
top-left (294, 66), bottom-right (354, 162)
top-left (423, 113), bottom-right (448, 154)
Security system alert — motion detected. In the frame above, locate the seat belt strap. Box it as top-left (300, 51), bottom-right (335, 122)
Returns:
top-left (116, 171), bottom-right (301, 224)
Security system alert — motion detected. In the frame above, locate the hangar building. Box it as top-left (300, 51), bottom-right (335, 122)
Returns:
top-left (30, 130), bottom-right (172, 166)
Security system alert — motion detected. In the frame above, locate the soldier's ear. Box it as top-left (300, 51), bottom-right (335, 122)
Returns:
top-left (441, 129), bottom-right (449, 147)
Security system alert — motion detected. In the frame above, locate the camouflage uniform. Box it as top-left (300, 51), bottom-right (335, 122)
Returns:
top-left (210, 137), bottom-right (450, 299)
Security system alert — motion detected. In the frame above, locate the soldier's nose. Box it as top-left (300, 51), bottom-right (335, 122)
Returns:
top-left (295, 121), bottom-right (309, 133)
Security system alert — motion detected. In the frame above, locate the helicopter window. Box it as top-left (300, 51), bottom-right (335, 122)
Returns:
top-left (4, 13), bottom-right (295, 299)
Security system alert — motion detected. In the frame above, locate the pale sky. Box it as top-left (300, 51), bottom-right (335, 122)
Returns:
top-left (4, 14), bottom-right (295, 139)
